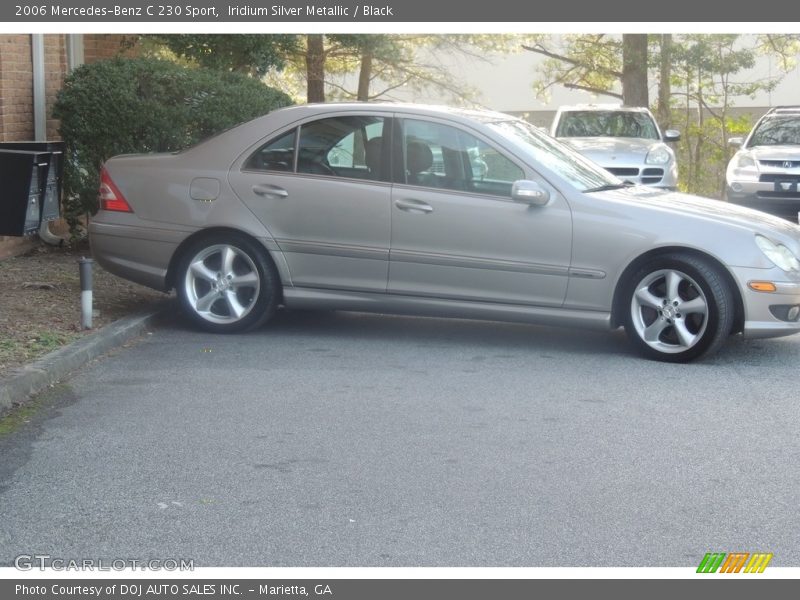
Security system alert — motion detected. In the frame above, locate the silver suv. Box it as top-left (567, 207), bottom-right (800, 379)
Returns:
top-left (726, 106), bottom-right (800, 221)
top-left (551, 104), bottom-right (680, 189)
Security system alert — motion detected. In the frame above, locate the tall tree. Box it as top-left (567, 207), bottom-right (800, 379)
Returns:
top-left (523, 34), bottom-right (649, 106)
top-left (146, 34), bottom-right (528, 105)
top-left (305, 34), bottom-right (326, 103)
top-left (656, 34), bottom-right (672, 128)
top-left (267, 34), bottom-right (526, 105)
top-left (622, 34), bottom-right (648, 106)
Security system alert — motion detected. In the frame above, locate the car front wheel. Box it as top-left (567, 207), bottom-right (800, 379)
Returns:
top-left (623, 254), bottom-right (735, 362)
top-left (176, 233), bottom-right (279, 333)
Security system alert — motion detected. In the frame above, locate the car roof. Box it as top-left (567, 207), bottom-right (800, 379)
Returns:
top-left (270, 102), bottom-right (518, 125)
top-left (557, 104), bottom-right (652, 113)
top-left (765, 105), bottom-right (800, 116)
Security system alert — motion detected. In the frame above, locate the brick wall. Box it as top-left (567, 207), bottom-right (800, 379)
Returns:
top-left (84, 34), bottom-right (137, 64)
top-left (0, 35), bottom-right (35, 142)
top-left (44, 34), bottom-right (67, 141)
top-left (0, 34), bottom-right (136, 146)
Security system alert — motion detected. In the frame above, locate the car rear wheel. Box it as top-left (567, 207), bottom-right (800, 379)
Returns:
top-left (176, 233), bottom-right (279, 333)
top-left (623, 254), bottom-right (735, 362)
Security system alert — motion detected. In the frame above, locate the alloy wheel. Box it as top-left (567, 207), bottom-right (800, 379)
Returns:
top-left (183, 244), bottom-right (261, 325)
top-left (630, 268), bottom-right (709, 355)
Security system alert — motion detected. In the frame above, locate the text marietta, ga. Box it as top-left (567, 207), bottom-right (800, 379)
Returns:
top-left (229, 5), bottom-right (395, 17)
top-left (16, 584), bottom-right (333, 596)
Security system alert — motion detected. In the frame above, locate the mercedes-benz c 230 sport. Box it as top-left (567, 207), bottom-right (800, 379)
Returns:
top-left (89, 103), bottom-right (800, 362)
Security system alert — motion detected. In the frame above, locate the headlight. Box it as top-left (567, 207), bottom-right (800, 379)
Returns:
top-left (645, 146), bottom-right (671, 165)
top-left (755, 235), bottom-right (800, 272)
top-left (735, 153), bottom-right (756, 169)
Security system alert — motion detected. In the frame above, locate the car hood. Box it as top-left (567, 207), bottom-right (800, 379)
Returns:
top-left (560, 137), bottom-right (664, 163)
top-left (745, 145), bottom-right (800, 161)
top-left (592, 186), bottom-right (800, 242)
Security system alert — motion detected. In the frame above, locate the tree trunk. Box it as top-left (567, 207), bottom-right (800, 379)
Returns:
top-left (622, 34), bottom-right (649, 107)
top-left (692, 72), bottom-right (704, 194)
top-left (306, 34), bottom-right (325, 103)
top-left (357, 45), bottom-right (374, 102)
top-left (657, 34), bottom-right (672, 128)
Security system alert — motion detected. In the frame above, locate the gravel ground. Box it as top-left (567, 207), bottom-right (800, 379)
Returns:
top-left (0, 241), bottom-right (170, 377)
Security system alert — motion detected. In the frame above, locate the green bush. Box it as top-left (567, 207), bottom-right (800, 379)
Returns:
top-left (53, 57), bottom-right (293, 231)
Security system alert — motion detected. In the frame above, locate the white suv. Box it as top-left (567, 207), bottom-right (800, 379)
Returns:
top-left (726, 106), bottom-right (800, 221)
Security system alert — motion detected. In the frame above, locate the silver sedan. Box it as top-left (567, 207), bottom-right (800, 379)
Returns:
top-left (89, 103), bottom-right (800, 362)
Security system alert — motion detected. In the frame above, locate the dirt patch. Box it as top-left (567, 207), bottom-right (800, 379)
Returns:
top-left (0, 241), bottom-right (171, 377)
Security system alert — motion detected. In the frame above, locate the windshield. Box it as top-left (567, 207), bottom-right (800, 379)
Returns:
top-left (748, 116), bottom-right (800, 147)
top-left (487, 119), bottom-right (621, 192)
top-left (556, 110), bottom-right (660, 140)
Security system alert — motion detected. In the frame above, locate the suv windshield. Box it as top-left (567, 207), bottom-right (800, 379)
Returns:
top-left (488, 119), bottom-right (621, 192)
top-left (748, 116), bottom-right (800, 147)
top-left (556, 110), bottom-right (660, 140)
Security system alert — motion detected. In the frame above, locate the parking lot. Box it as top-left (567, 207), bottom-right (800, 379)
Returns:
top-left (1, 308), bottom-right (799, 567)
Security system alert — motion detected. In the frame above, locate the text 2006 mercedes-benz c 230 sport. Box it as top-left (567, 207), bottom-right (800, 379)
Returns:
top-left (89, 103), bottom-right (800, 362)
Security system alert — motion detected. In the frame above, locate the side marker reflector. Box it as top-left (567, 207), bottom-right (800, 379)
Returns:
top-left (748, 281), bottom-right (777, 293)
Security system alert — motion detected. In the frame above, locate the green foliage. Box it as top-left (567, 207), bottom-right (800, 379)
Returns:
top-left (528, 34), bottom-right (624, 102)
top-left (260, 34), bottom-right (529, 104)
top-left (673, 110), bottom-right (754, 198)
top-left (674, 111), bottom-right (754, 198)
top-left (53, 57), bottom-right (292, 231)
top-left (668, 35), bottom-right (780, 198)
top-left (145, 34), bottom-right (300, 76)
top-left (670, 35), bottom-right (777, 105)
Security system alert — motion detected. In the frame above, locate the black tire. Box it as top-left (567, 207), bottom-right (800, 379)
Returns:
top-left (622, 253), bottom-right (735, 363)
top-left (175, 232), bottom-right (280, 333)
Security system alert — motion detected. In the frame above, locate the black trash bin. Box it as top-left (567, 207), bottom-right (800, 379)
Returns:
top-left (0, 149), bottom-right (53, 236)
top-left (0, 141), bottom-right (64, 224)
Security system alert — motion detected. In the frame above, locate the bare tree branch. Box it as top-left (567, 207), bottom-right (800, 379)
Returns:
top-left (367, 76), bottom-right (415, 100)
top-left (522, 43), bottom-right (623, 78)
top-left (564, 83), bottom-right (623, 99)
top-left (669, 91), bottom-right (723, 121)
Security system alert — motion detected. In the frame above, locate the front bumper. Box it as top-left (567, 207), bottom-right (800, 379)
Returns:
top-left (730, 265), bottom-right (800, 338)
top-left (726, 181), bottom-right (800, 222)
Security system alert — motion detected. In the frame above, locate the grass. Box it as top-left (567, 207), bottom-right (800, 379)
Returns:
top-left (0, 243), bottom-right (168, 377)
top-left (0, 383), bottom-right (71, 436)
top-left (0, 330), bottom-right (79, 369)
top-left (0, 394), bottom-right (44, 436)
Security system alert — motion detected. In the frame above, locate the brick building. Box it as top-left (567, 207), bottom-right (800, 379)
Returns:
top-left (0, 34), bottom-right (134, 257)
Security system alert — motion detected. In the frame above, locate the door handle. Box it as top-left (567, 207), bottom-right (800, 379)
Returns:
top-left (394, 199), bottom-right (433, 214)
top-left (252, 184), bottom-right (289, 199)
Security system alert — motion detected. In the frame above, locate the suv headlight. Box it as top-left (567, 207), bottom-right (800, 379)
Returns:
top-left (734, 153), bottom-right (756, 169)
top-left (645, 146), bottom-right (671, 165)
top-left (755, 235), bottom-right (800, 272)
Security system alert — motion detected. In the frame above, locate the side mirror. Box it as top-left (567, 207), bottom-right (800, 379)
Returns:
top-left (512, 180), bottom-right (550, 207)
top-left (663, 129), bottom-right (681, 142)
top-left (728, 137), bottom-right (744, 147)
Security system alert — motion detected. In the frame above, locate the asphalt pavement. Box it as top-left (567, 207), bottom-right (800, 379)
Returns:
top-left (1, 308), bottom-right (798, 567)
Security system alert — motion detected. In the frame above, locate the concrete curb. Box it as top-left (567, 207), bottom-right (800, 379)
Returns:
top-left (0, 303), bottom-right (168, 415)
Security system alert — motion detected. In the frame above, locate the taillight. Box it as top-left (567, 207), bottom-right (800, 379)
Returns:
top-left (99, 167), bottom-right (133, 213)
